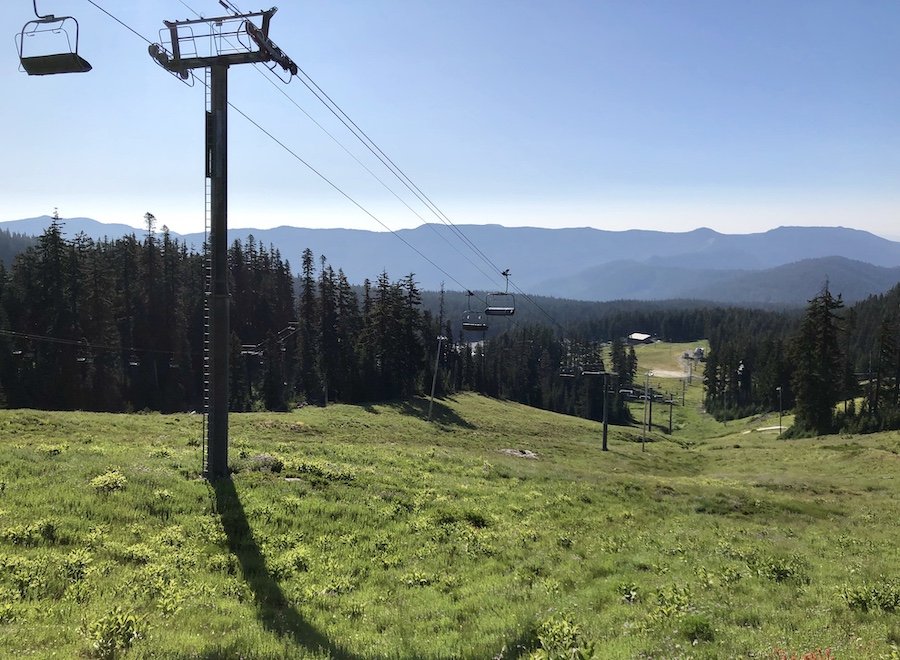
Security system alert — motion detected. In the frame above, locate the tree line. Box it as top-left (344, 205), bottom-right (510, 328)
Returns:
top-left (703, 281), bottom-right (900, 436)
top-left (0, 220), bottom-right (711, 425)
top-left (3, 219), bottom-right (898, 437)
top-left (0, 219), bottom-right (452, 412)
top-left (0, 228), bottom-right (34, 269)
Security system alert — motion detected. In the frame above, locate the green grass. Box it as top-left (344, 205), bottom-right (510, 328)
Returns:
top-left (1, 388), bottom-right (899, 658)
top-left (631, 340), bottom-right (709, 377)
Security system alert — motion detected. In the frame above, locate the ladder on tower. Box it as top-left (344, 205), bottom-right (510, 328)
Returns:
top-left (200, 66), bottom-right (212, 475)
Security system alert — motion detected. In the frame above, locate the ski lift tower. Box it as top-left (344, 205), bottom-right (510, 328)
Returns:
top-left (149, 7), bottom-right (297, 480)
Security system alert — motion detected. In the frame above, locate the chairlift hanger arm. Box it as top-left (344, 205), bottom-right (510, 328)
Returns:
top-left (32, 1), bottom-right (53, 19)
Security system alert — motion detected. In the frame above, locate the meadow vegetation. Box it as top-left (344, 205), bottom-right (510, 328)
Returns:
top-left (0, 351), bottom-right (899, 658)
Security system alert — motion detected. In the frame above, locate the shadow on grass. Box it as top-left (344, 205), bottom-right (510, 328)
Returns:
top-left (392, 397), bottom-right (477, 429)
top-left (213, 477), bottom-right (361, 660)
top-left (348, 397), bottom-right (476, 429)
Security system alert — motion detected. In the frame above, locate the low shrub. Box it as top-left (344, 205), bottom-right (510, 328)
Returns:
top-left (843, 576), bottom-right (900, 613)
top-left (83, 607), bottom-right (144, 659)
top-left (2, 518), bottom-right (59, 546)
top-left (750, 552), bottom-right (810, 584)
top-left (271, 545), bottom-right (311, 579)
top-left (529, 614), bottom-right (596, 660)
top-left (90, 470), bottom-right (127, 494)
top-left (680, 614), bottom-right (715, 642)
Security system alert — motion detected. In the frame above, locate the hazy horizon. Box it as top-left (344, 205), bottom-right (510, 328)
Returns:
top-left (2, 2), bottom-right (898, 242)
top-left (3, 213), bottom-right (900, 244)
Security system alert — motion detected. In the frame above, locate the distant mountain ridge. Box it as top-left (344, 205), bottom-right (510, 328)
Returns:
top-left (3, 215), bottom-right (900, 305)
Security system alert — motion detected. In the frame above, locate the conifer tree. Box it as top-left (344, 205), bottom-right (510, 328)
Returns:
top-left (297, 248), bottom-right (319, 402)
top-left (790, 284), bottom-right (844, 435)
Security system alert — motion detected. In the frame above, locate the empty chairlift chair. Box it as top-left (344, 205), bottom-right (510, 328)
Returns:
top-left (75, 339), bottom-right (92, 365)
top-left (484, 269), bottom-right (515, 316)
top-left (17, 2), bottom-right (92, 76)
top-left (461, 291), bottom-right (488, 333)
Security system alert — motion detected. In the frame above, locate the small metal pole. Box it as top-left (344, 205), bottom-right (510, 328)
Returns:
top-left (669, 397), bottom-right (673, 434)
top-left (601, 372), bottom-right (609, 451)
top-left (777, 385), bottom-right (783, 437)
top-left (642, 372), bottom-right (650, 451)
top-left (428, 335), bottom-right (445, 420)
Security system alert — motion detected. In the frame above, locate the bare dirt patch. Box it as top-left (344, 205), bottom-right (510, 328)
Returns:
top-left (500, 448), bottom-right (538, 460)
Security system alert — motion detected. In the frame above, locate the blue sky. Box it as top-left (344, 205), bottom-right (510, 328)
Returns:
top-left (1, 0), bottom-right (898, 238)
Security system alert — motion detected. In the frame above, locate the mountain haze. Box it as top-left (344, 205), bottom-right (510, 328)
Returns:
top-left (3, 216), bottom-right (899, 305)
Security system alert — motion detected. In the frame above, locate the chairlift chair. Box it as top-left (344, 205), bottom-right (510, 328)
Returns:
top-left (12, 342), bottom-right (34, 359)
top-left (462, 310), bottom-right (488, 333)
top-left (559, 366), bottom-right (579, 379)
top-left (17, 2), bottom-right (92, 76)
top-left (484, 292), bottom-right (516, 316)
top-left (75, 340), bottom-right (92, 365)
top-left (581, 363), bottom-right (604, 376)
top-left (484, 269), bottom-right (515, 316)
top-left (461, 291), bottom-right (488, 333)
top-left (128, 353), bottom-right (141, 367)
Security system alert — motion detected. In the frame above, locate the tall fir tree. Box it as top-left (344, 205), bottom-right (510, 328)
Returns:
top-left (789, 283), bottom-right (844, 435)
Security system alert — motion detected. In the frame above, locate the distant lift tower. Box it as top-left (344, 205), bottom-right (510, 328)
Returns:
top-left (149, 8), bottom-right (297, 480)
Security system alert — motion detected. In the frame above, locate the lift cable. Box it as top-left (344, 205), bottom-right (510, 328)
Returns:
top-left (213, 2), bottom-right (565, 330)
top-left (290, 64), bottom-right (502, 277)
top-left (281, 67), bottom-right (566, 330)
top-left (1, 324), bottom-right (298, 360)
top-left (171, 0), bottom-right (501, 292)
top-left (0, 328), bottom-right (197, 358)
top-left (85, 1), bottom-right (561, 330)
top-left (215, 1), bottom-right (506, 286)
top-left (84, 0), bottom-right (153, 46)
top-left (83, 0), bottom-right (479, 300)
top-left (220, 90), bottom-right (475, 295)
top-left (253, 69), bottom-right (502, 289)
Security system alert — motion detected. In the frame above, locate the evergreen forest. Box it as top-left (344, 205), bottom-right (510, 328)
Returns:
top-left (1, 220), bottom-right (899, 436)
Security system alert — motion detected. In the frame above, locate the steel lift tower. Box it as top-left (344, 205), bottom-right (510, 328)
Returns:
top-left (150, 7), bottom-right (297, 480)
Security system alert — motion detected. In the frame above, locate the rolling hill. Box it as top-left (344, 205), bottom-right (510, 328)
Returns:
top-left (534, 256), bottom-right (900, 305)
top-left (1, 392), bottom-right (898, 657)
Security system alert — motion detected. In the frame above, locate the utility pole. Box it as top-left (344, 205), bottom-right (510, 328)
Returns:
top-left (150, 9), bottom-right (297, 481)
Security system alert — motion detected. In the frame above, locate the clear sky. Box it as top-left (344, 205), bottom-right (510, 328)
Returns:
top-left (1, 0), bottom-right (898, 239)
